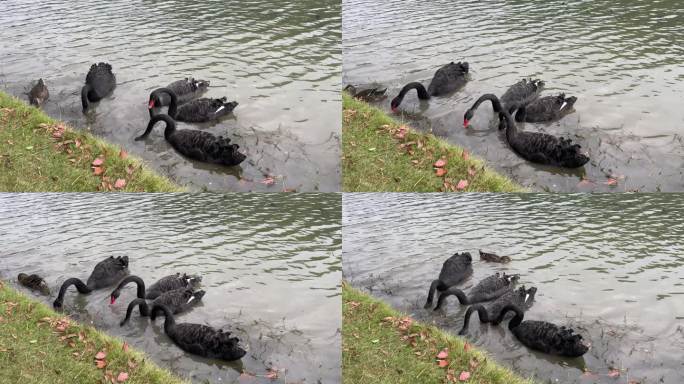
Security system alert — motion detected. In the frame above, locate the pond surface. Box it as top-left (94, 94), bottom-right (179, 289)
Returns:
top-left (0, 0), bottom-right (341, 191)
top-left (0, 193), bottom-right (341, 384)
top-left (343, 0), bottom-right (684, 192)
top-left (343, 193), bottom-right (684, 383)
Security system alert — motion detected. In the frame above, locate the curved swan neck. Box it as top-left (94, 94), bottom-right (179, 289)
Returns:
top-left (458, 304), bottom-right (488, 335)
top-left (54, 278), bottom-right (92, 308)
top-left (136, 114), bottom-right (176, 141)
top-left (435, 288), bottom-right (468, 309)
top-left (156, 87), bottom-right (178, 117)
top-left (114, 275), bottom-right (146, 299)
top-left (151, 304), bottom-right (176, 333)
top-left (496, 304), bottom-right (524, 329)
top-left (81, 85), bottom-right (91, 111)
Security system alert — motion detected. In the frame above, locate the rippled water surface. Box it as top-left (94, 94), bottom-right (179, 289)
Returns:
top-left (0, 193), bottom-right (341, 383)
top-left (343, 193), bottom-right (684, 383)
top-left (0, 0), bottom-right (341, 191)
top-left (343, 0), bottom-right (684, 191)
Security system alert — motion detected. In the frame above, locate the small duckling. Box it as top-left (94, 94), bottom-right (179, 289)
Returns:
top-left (28, 79), bottom-right (49, 107)
top-left (344, 84), bottom-right (387, 102)
top-left (479, 250), bottom-right (511, 263)
top-left (17, 273), bottom-right (50, 295)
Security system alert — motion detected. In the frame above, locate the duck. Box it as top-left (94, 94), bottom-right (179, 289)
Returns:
top-left (390, 61), bottom-right (469, 111)
top-left (110, 273), bottom-right (202, 304)
top-left (433, 272), bottom-right (518, 310)
top-left (148, 87), bottom-right (237, 123)
top-left (81, 62), bottom-right (116, 112)
top-left (28, 79), bottom-right (49, 107)
top-left (53, 256), bottom-right (129, 308)
top-left (514, 93), bottom-right (578, 123)
top-left (344, 84), bottom-right (387, 102)
top-left (464, 94), bottom-right (590, 168)
top-left (119, 287), bottom-right (205, 326)
top-left (479, 250), bottom-right (511, 263)
top-left (135, 114), bottom-right (246, 166)
top-left (493, 304), bottom-right (589, 357)
top-left (458, 285), bottom-right (537, 335)
top-left (150, 304), bottom-right (247, 361)
top-left (17, 273), bottom-right (50, 295)
top-left (499, 78), bottom-right (544, 115)
top-left (424, 252), bottom-right (473, 309)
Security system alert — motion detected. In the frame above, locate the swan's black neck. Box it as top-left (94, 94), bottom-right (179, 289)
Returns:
top-left (121, 298), bottom-right (149, 326)
top-left (398, 82), bottom-right (430, 101)
top-left (470, 94), bottom-right (518, 133)
top-left (151, 304), bottom-right (176, 333)
top-left (152, 87), bottom-right (178, 118)
top-left (458, 304), bottom-right (489, 335)
top-left (113, 275), bottom-right (146, 300)
top-left (81, 84), bottom-right (92, 111)
top-left (494, 304), bottom-right (524, 330)
top-left (435, 288), bottom-right (468, 310)
top-left (53, 278), bottom-right (93, 308)
top-left (136, 114), bottom-right (176, 141)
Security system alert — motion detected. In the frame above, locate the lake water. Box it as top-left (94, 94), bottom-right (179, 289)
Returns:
top-left (343, 0), bottom-right (684, 192)
top-left (0, 0), bottom-right (341, 192)
top-left (0, 193), bottom-right (342, 383)
top-left (343, 193), bottom-right (684, 383)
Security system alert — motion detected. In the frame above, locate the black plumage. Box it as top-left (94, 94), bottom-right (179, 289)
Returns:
top-left (155, 78), bottom-right (210, 107)
top-left (390, 62), bottom-right (469, 111)
top-left (434, 272), bottom-right (518, 310)
top-left (119, 288), bottom-right (205, 326)
top-left (150, 304), bottom-right (247, 361)
top-left (424, 252), bottom-right (473, 309)
top-left (110, 274), bottom-right (202, 304)
top-left (514, 93), bottom-right (578, 123)
top-left (464, 94), bottom-right (590, 168)
top-left (458, 285), bottom-right (537, 335)
top-left (494, 304), bottom-right (589, 357)
top-left (500, 78), bottom-right (544, 114)
top-left (149, 87), bottom-right (237, 123)
top-left (53, 256), bottom-right (129, 308)
top-left (136, 114), bottom-right (246, 166)
top-left (81, 62), bottom-right (116, 112)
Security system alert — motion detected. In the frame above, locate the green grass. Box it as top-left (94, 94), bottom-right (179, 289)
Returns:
top-left (0, 91), bottom-right (182, 192)
top-left (342, 283), bottom-right (534, 384)
top-left (342, 94), bottom-right (524, 192)
top-left (0, 280), bottom-right (187, 384)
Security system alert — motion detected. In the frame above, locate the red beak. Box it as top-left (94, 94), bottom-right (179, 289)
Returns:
top-left (463, 119), bottom-right (470, 128)
top-left (148, 100), bottom-right (155, 109)
top-left (110, 296), bottom-right (116, 305)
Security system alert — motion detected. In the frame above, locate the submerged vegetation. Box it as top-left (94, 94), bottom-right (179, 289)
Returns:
top-left (342, 93), bottom-right (524, 192)
top-left (0, 91), bottom-right (181, 192)
top-left (342, 283), bottom-right (533, 384)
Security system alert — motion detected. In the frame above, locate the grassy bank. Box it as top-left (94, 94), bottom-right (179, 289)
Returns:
top-left (342, 93), bottom-right (524, 192)
top-left (0, 280), bottom-right (187, 384)
top-left (342, 283), bottom-right (533, 384)
top-left (0, 91), bottom-right (181, 192)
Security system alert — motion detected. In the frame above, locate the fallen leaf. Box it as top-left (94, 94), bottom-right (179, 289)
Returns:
top-left (436, 349), bottom-right (449, 359)
top-left (96, 360), bottom-right (107, 369)
top-left (122, 342), bottom-right (129, 353)
top-left (435, 168), bottom-right (447, 177)
top-left (459, 371), bottom-right (471, 381)
top-left (434, 159), bottom-right (446, 168)
top-left (456, 179), bottom-right (469, 190)
top-left (605, 178), bottom-right (618, 186)
top-left (464, 342), bottom-right (472, 352)
top-left (114, 179), bottom-right (126, 189)
top-left (118, 150), bottom-right (127, 159)
top-left (467, 167), bottom-right (476, 177)
top-left (608, 369), bottom-right (620, 377)
top-left (116, 372), bottom-right (129, 382)
top-left (461, 151), bottom-right (470, 161)
top-left (265, 369), bottom-right (278, 379)
top-left (437, 359), bottom-right (449, 367)
top-left (92, 157), bottom-right (104, 166)
top-left (95, 351), bottom-right (107, 360)
top-left (93, 167), bottom-right (104, 176)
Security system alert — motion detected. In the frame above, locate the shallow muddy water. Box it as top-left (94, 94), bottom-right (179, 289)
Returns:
top-left (343, 0), bottom-right (684, 192)
top-left (0, 193), bottom-right (341, 383)
top-left (343, 193), bottom-right (684, 383)
top-left (0, 0), bottom-right (341, 191)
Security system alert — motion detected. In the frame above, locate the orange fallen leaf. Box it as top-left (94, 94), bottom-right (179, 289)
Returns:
top-left (436, 348), bottom-right (449, 359)
top-left (456, 179), bottom-right (469, 190)
top-left (608, 369), bottom-right (620, 377)
top-left (118, 150), bottom-right (127, 159)
top-left (95, 351), bottom-right (107, 360)
top-left (122, 342), bottom-right (129, 353)
top-left (96, 360), bottom-right (107, 369)
top-left (261, 177), bottom-right (275, 185)
top-left (116, 372), bottom-right (129, 382)
top-left (114, 179), bottom-right (126, 189)
top-left (435, 168), bottom-right (447, 177)
top-left (92, 158), bottom-right (104, 166)
top-left (93, 167), bottom-right (104, 176)
top-left (464, 342), bottom-right (472, 352)
top-left (461, 151), bottom-right (470, 161)
top-left (437, 359), bottom-right (449, 368)
top-left (459, 371), bottom-right (471, 381)
top-left (434, 159), bottom-right (446, 168)
top-left (605, 178), bottom-right (618, 186)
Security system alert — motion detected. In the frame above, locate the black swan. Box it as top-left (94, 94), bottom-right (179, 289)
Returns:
top-left (135, 114), bottom-right (246, 166)
top-left (499, 78), bottom-right (544, 114)
top-left (458, 285), bottom-right (537, 335)
top-left (463, 94), bottom-right (590, 168)
top-left (390, 61), bottom-right (469, 111)
top-left (156, 78), bottom-right (210, 107)
top-left (493, 304), bottom-right (589, 357)
top-left (434, 272), bottom-right (519, 310)
top-left (515, 94), bottom-right (578, 123)
top-left (148, 88), bottom-right (237, 123)
top-left (81, 62), bottom-right (116, 112)
top-left (479, 250), bottom-right (511, 263)
top-left (28, 79), bottom-right (49, 107)
top-left (150, 304), bottom-right (247, 361)
top-left (110, 273), bottom-right (202, 304)
top-left (53, 256), bottom-right (129, 308)
top-left (344, 84), bottom-right (387, 102)
top-left (17, 273), bottom-right (50, 295)
top-left (424, 252), bottom-right (473, 309)
top-left (119, 288), bottom-right (205, 326)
